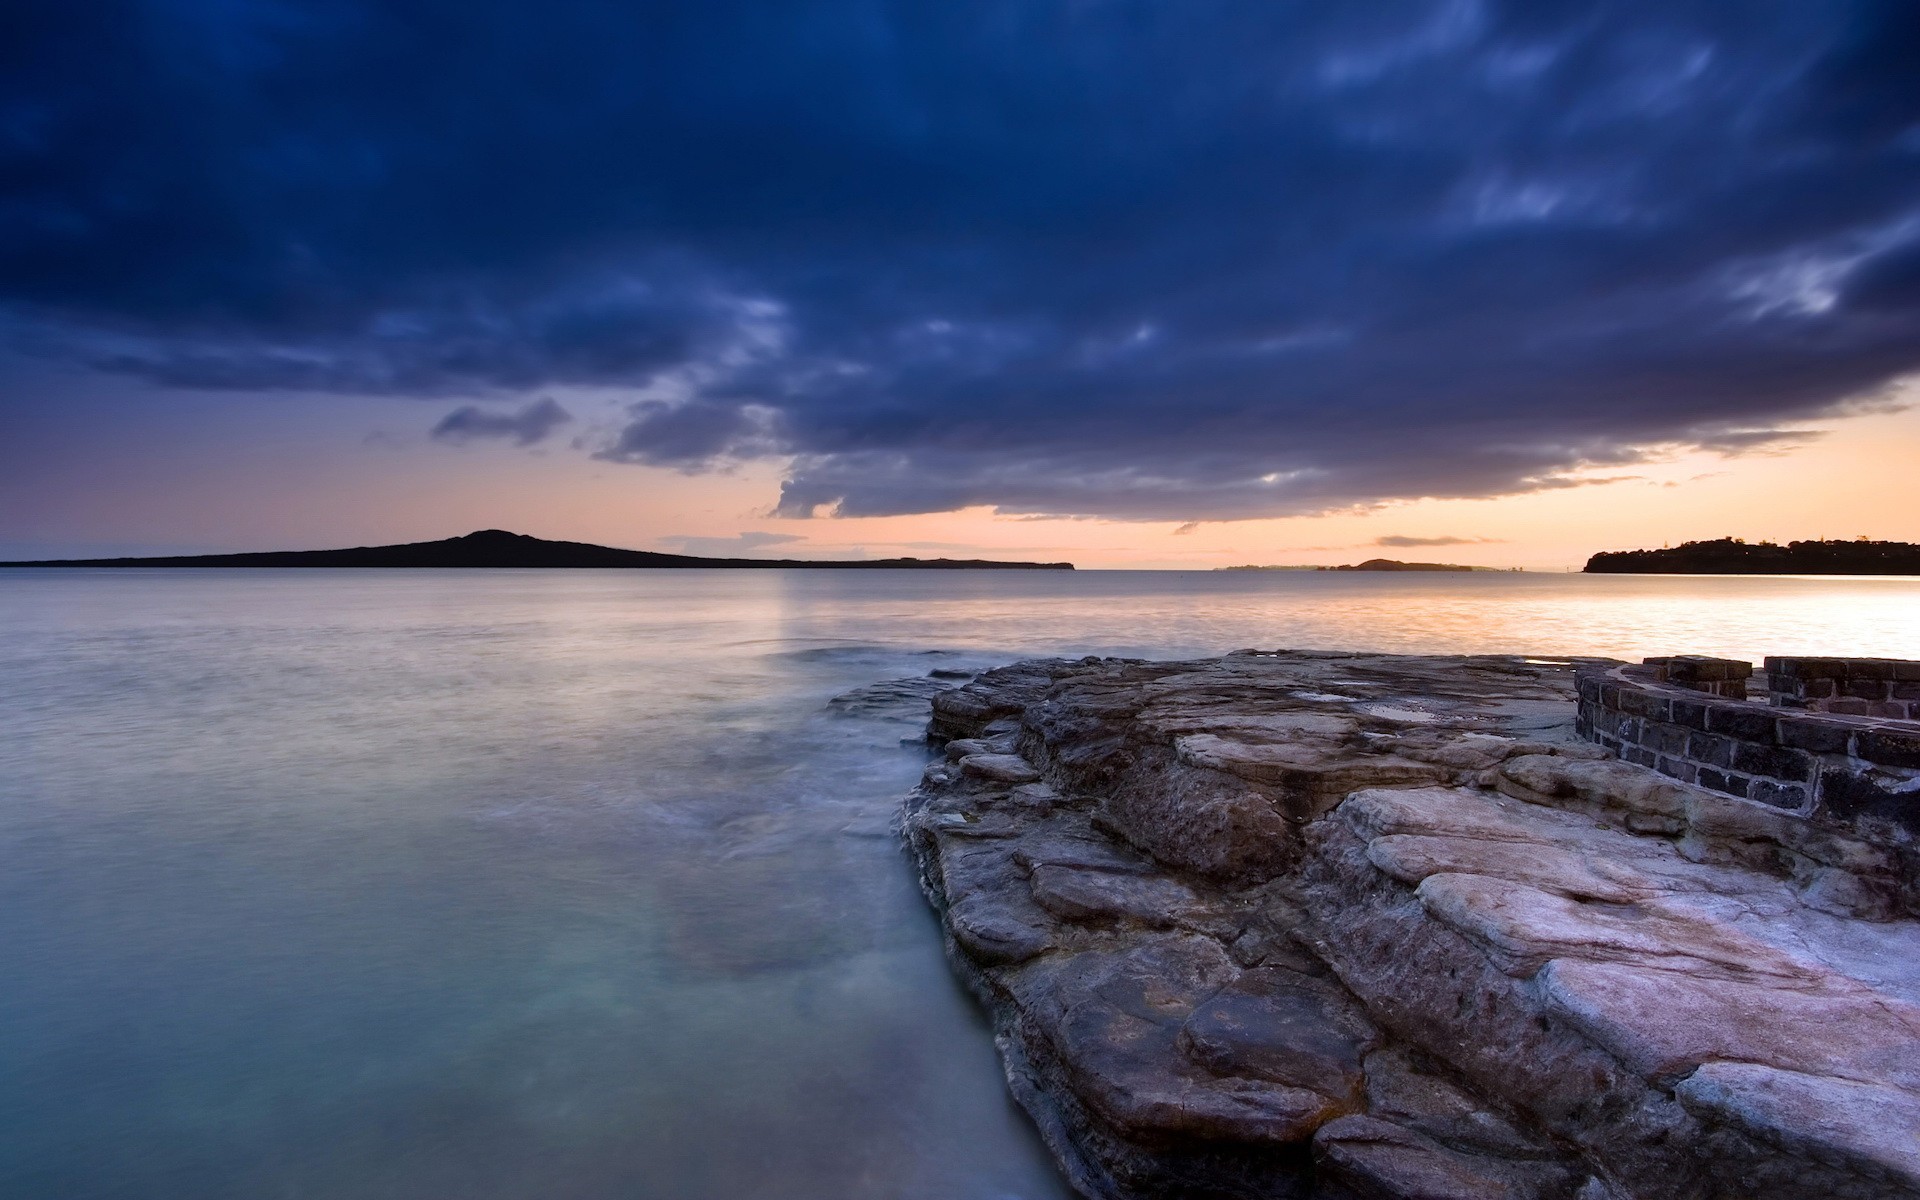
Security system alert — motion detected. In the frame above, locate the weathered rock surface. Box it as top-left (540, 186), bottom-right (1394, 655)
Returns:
top-left (902, 651), bottom-right (1920, 1199)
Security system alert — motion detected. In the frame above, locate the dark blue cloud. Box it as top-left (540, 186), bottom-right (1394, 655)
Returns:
top-left (3, 0), bottom-right (1917, 519)
top-left (431, 397), bottom-right (571, 445)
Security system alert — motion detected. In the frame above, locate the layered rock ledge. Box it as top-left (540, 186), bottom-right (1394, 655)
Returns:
top-left (901, 651), bottom-right (1920, 1200)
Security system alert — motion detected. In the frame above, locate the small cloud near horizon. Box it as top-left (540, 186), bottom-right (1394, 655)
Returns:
top-left (431, 398), bottom-right (572, 447)
top-left (1373, 535), bottom-right (1506, 548)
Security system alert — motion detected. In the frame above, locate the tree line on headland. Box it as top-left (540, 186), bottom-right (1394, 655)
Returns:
top-left (1584, 537), bottom-right (1920, 574)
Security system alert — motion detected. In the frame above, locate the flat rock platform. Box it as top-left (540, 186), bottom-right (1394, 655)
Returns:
top-left (903, 651), bottom-right (1920, 1200)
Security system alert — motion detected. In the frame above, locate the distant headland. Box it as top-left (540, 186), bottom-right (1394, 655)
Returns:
top-left (0, 529), bottom-right (1076, 570)
top-left (1219, 558), bottom-right (1513, 572)
top-left (1584, 537), bottom-right (1920, 575)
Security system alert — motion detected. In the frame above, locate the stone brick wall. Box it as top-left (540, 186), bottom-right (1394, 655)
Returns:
top-left (1642, 655), bottom-right (1753, 698)
top-left (1576, 660), bottom-right (1920, 834)
top-left (1766, 656), bottom-right (1920, 720)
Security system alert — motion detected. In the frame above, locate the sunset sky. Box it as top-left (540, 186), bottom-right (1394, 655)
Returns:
top-left (4, 1), bottom-right (1918, 568)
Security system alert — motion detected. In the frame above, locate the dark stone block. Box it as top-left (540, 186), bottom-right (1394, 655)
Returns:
top-left (1623, 745), bottom-right (1657, 768)
top-left (1746, 779), bottom-right (1807, 810)
top-left (1666, 656), bottom-right (1750, 683)
top-left (1697, 768), bottom-right (1749, 799)
top-left (1895, 662), bottom-right (1920, 682)
top-left (1578, 676), bottom-right (1602, 703)
top-left (1777, 718), bottom-right (1853, 756)
top-left (1768, 657), bottom-right (1844, 680)
top-left (1856, 728), bottom-right (1920, 770)
top-left (1687, 732), bottom-right (1735, 768)
top-left (1820, 769), bottom-right (1919, 834)
top-left (1706, 704), bottom-right (1778, 743)
top-left (1618, 688), bottom-right (1650, 717)
top-left (1804, 678), bottom-right (1836, 699)
top-left (1846, 679), bottom-right (1891, 701)
top-left (1669, 698), bottom-right (1708, 730)
top-left (1642, 695), bottom-right (1672, 722)
top-left (1598, 681), bottom-right (1621, 709)
top-left (1847, 660), bottom-right (1896, 681)
top-left (1643, 722), bottom-right (1690, 756)
top-left (1827, 699), bottom-right (1872, 716)
top-left (1891, 682), bottom-right (1920, 701)
top-left (1659, 758), bottom-right (1699, 785)
top-left (1732, 742), bottom-right (1812, 783)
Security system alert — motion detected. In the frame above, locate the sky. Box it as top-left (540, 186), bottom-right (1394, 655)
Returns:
top-left (3, 0), bottom-right (1918, 568)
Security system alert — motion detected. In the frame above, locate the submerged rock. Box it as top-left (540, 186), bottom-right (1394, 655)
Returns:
top-left (902, 651), bottom-right (1920, 1200)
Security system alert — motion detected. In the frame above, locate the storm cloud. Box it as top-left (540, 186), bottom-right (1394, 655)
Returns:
top-left (431, 398), bottom-right (572, 446)
top-left (3, 0), bottom-right (1917, 519)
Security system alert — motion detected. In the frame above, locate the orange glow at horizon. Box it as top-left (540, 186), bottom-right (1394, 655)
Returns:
top-left (7, 378), bottom-right (1918, 570)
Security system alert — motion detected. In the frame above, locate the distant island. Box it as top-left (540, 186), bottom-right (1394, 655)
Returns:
top-left (1584, 537), bottom-right (1920, 575)
top-left (1219, 559), bottom-right (1512, 572)
top-left (0, 529), bottom-right (1076, 570)
top-left (1323, 558), bottom-right (1513, 572)
top-left (1214, 564), bottom-right (1323, 572)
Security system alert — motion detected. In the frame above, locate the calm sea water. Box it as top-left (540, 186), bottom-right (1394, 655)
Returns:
top-left (3, 568), bottom-right (1918, 1199)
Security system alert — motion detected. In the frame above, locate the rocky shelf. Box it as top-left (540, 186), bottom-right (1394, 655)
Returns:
top-left (901, 650), bottom-right (1920, 1200)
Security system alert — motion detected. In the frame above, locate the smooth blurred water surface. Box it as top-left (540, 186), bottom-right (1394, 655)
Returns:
top-left (3, 568), bottom-right (1918, 1199)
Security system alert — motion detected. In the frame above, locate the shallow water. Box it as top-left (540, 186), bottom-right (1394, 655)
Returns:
top-left (3, 568), bottom-right (1917, 1199)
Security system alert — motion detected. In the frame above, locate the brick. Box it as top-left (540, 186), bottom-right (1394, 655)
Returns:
top-left (1669, 698), bottom-right (1708, 730)
top-left (1668, 656), bottom-right (1750, 682)
top-left (1803, 678), bottom-right (1836, 699)
top-left (1732, 742), bottom-right (1813, 783)
top-left (1618, 688), bottom-right (1650, 717)
top-left (1706, 704), bottom-right (1777, 742)
top-left (1855, 728), bottom-right (1920, 770)
top-left (1697, 768), bottom-right (1749, 799)
top-left (1820, 769), bottom-right (1920, 834)
top-left (1846, 679), bottom-right (1890, 701)
top-left (1891, 682), bottom-right (1920, 701)
top-left (1687, 732), bottom-right (1735, 768)
top-left (1827, 699), bottom-right (1872, 716)
top-left (1894, 662), bottom-right (1920, 682)
top-left (1746, 779), bottom-right (1807, 810)
top-left (1623, 745), bottom-right (1657, 768)
top-left (1599, 681), bottom-right (1622, 709)
top-left (1658, 758), bottom-right (1699, 785)
top-left (1847, 659), bottom-right (1896, 680)
top-left (1777, 717), bottom-right (1853, 756)
top-left (1768, 657), bottom-right (1845, 680)
top-left (1578, 676), bottom-right (1602, 703)
top-left (1642, 722), bottom-right (1690, 756)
